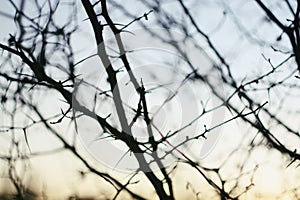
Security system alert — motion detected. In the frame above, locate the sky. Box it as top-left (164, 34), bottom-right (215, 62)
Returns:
top-left (0, 0), bottom-right (300, 199)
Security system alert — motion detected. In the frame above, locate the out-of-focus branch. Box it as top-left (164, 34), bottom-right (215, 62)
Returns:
top-left (255, 0), bottom-right (300, 71)
top-left (81, 0), bottom-right (173, 199)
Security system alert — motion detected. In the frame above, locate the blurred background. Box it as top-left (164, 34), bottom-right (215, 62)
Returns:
top-left (0, 0), bottom-right (300, 199)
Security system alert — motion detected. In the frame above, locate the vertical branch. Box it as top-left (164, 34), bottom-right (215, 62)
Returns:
top-left (81, 1), bottom-right (173, 199)
top-left (100, 1), bottom-right (175, 197)
top-left (81, 0), bottom-right (130, 135)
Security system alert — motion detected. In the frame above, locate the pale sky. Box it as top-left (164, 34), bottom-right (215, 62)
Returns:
top-left (0, 0), bottom-right (299, 199)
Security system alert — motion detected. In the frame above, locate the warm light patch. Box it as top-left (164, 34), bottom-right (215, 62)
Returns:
top-left (254, 165), bottom-right (283, 195)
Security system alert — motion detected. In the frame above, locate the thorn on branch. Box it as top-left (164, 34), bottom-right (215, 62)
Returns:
top-left (8, 34), bottom-right (16, 45)
top-left (120, 10), bottom-right (153, 31)
top-left (22, 128), bottom-right (31, 153)
top-left (276, 31), bottom-right (284, 42)
top-left (204, 124), bottom-right (207, 132)
top-left (92, 0), bottom-right (101, 7)
top-left (1, 95), bottom-right (7, 103)
top-left (144, 13), bottom-right (149, 20)
top-left (50, 107), bottom-right (71, 124)
top-left (105, 113), bottom-right (111, 120)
